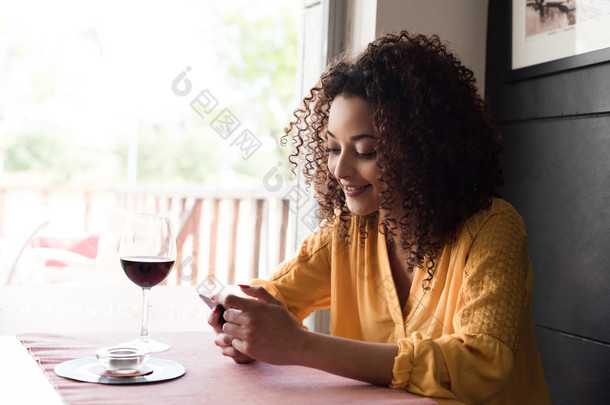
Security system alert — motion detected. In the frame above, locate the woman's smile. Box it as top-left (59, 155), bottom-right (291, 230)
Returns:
top-left (341, 183), bottom-right (372, 197)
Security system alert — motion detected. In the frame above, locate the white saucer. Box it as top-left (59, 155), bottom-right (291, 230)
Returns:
top-left (54, 357), bottom-right (185, 385)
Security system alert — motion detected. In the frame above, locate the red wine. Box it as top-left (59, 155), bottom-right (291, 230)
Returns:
top-left (120, 256), bottom-right (175, 288)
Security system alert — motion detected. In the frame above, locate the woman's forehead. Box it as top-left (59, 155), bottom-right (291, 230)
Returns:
top-left (327, 96), bottom-right (374, 135)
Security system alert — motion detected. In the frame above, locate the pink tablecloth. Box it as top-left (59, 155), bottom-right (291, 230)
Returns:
top-left (18, 331), bottom-right (440, 405)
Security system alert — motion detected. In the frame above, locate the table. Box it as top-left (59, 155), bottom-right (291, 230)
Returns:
top-left (11, 331), bottom-right (447, 405)
top-left (0, 335), bottom-right (63, 404)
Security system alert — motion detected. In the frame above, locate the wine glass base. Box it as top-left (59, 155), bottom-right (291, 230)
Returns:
top-left (120, 337), bottom-right (170, 353)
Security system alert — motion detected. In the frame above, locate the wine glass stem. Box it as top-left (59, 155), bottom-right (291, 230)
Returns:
top-left (139, 287), bottom-right (151, 343)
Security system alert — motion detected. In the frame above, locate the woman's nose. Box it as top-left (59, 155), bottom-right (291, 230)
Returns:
top-left (333, 152), bottom-right (354, 179)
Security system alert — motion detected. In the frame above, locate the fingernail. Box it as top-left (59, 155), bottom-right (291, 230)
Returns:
top-left (211, 295), bottom-right (216, 301)
top-left (238, 284), bottom-right (250, 289)
top-left (212, 306), bottom-right (218, 314)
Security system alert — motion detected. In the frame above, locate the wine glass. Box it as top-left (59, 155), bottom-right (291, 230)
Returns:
top-left (119, 213), bottom-right (176, 352)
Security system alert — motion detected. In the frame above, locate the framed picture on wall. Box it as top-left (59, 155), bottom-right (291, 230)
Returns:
top-left (510, 0), bottom-right (610, 80)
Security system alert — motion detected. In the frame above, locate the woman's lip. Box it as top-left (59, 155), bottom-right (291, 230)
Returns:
top-left (342, 184), bottom-right (371, 197)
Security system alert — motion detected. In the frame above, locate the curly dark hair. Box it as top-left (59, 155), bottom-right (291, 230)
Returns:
top-left (283, 31), bottom-right (503, 290)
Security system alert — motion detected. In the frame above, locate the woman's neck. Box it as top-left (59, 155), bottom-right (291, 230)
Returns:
top-left (387, 235), bottom-right (415, 310)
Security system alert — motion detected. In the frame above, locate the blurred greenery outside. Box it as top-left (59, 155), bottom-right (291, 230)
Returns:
top-left (0, 1), bottom-right (299, 189)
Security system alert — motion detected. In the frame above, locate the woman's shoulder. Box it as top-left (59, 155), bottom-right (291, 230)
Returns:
top-left (462, 198), bottom-right (526, 242)
top-left (295, 212), bottom-right (373, 260)
top-left (292, 217), bottom-right (339, 261)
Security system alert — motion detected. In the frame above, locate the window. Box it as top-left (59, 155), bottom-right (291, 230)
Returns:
top-left (0, 0), bottom-right (306, 333)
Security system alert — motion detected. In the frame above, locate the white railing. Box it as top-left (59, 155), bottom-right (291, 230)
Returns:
top-left (0, 186), bottom-right (297, 288)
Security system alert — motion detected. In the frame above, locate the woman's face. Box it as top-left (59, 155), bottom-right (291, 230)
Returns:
top-left (327, 95), bottom-right (383, 216)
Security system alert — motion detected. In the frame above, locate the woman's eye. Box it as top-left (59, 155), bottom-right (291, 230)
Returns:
top-left (326, 147), bottom-right (340, 154)
top-left (357, 151), bottom-right (376, 159)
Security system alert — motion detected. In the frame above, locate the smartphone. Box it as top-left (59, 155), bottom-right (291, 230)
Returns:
top-left (198, 292), bottom-right (226, 324)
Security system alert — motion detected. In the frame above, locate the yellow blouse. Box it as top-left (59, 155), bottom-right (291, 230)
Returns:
top-left (252, 198), bottom-right (550, 404)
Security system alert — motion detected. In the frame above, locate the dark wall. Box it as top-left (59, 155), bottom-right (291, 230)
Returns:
top-left (485, 2), bottom-right (610, 404)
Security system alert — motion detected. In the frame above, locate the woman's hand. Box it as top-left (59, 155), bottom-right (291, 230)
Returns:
top-left (207, 296), bottom-right (254, 364)
top-left (211, 284), bottom-right (397, 385)
top-left (214, 285), bottom-right (307, 366)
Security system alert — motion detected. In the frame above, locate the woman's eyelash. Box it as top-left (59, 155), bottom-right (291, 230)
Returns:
top-left (326, 147), bottom-right (376, 159)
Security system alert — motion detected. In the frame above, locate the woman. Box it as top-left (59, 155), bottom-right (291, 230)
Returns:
top-left (209, 31), bottom-right (550, 404)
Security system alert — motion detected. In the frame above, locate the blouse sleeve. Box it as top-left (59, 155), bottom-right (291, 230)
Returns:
top-left (391, 206), bottom-right (531, 404)
top-left (251, 223), bottom-right (334, 326)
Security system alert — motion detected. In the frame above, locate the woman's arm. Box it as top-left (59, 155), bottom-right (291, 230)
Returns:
top-left (216, 285), bottom-right (398, 385)
top-left (296, 329), bottom-right (398, 385)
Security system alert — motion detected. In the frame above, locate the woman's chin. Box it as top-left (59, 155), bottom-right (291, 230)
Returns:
top-left (346, 203), bottom-right (378, 217)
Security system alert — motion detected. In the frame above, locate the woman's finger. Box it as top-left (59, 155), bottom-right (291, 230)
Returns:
top-left (216, 286), bottom-right (283, 313)
top-left (214, 332), bottom-right (233, 348)
top-left (207, 306), bottom-right (224, 333)
top-left (220, 345), bottom-right (254, 364)
top-left (221, 315), bottom-right (251, 340)
top-left (217, 338), bottom-right (254, 364)
top-left (237, 284), bottom-right (282, 306)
